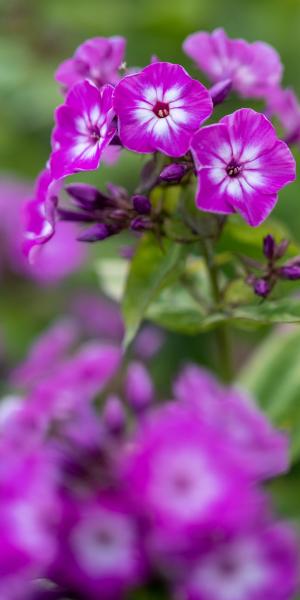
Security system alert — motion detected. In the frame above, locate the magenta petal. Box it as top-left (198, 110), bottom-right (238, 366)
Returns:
top-left (245, 139), bottom-right (296, 193)
top-left (230, 184), bottom-right (279, 227)
top-left (194, 169), bottom-right (235, 214)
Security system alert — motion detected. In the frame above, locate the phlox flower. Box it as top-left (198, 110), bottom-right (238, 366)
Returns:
top-left (175, 522), bottom-right (299, 600)
top-left (55, 36), bottom-right (126, 91)
top-left (113, 62), bottom-right (213, 157)
top-left (183, 28), bottom-right (282, 100)
top-left (50, 81), bottom-right (116, 180)
top-left (122, 402), bottom-right (254, 534)
top-left (174, 365), bottom-right (288, 482)
top-left (191, 108), bottom-right (296, 226)
top-left (52, 494), bottom-right (146, 600)
top-left (267, 86), bottom-right (300, 145)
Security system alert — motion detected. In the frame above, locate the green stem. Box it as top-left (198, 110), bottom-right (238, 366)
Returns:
top-left (200, 238), bottom-right (233, 383)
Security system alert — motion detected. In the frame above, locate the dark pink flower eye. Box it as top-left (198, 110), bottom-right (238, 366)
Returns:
top-left (226, 163), bottom-right (242, 177)
top-left (153, 101), bottom-right (170, 118)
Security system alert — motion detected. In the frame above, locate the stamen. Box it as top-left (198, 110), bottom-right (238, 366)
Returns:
top-left (226, 164), bottom-right (241, 177)
top-left (153, 101), bottom-right (170, 118)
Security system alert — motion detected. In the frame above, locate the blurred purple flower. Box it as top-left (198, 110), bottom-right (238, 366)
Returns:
top-left (183, 28), bottom-right (282, 100)
top-left (55, 36), bottom-right (126, 91)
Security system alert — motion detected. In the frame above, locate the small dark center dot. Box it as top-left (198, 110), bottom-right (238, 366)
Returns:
top-left (88, 125), bottom-right (101, 141)
top-left (153, 101), bottom-right (170, 118)
top-left (226, 164), bottom-right (241, 177)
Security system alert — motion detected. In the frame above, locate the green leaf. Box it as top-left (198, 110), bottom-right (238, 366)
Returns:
top-left (218, 216), bottom-right (300, 259)
top-left (238, 326), bottom-right (300, 461)
top-left (96, 258), bottom-right (129, 302)
top-left (122, 234), bottom-right (186, 348)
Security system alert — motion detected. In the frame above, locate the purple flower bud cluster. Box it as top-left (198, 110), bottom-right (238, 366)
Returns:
top-left (53, 182), bottom-right (153, 243)
top-left (0, 317), bottom-right (298, 599)
top-left (22, 29), bottom-right (297, 258)
top-left (246, 234), bottom-right (300, 298)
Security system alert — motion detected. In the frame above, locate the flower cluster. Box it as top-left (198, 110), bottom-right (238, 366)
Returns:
top-left (0, 311), bottom-right (298, 600)
top-left (23, 29), bottom-right (297, 258)
top-left (243, 234), bottom-right (300, 297)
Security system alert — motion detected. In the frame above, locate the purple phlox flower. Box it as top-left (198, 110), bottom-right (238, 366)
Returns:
top-left (175, 521), bottom-right (299, 600)
top-left (52, 494), bottom-right (146, 600)
top-left (50, 81), bottom-right (116, 180)
top-left (267, 86), bottom-right (300, 145)
top-left (0, 177), bottom-right (32, 276)
top-left (10, 318), bottom-right (79, 390)
top-left (174, 365), bottom-right (289, 482)
top-left (183, 28), bottom-right (282, 100)
top-left (71, 293), bottom-right (124, 341)
top-left (0, 445), bottom-right (59, 592)
top-left (102, 143), bottom-right (122, 165)
top-left (191, 108), bottom-right (296, 227)
top-left (23, 169), bottom-right (60, 262)
top-left (125, 361), bottom-right (154, 413)
top-left (28, 220), bottom-right (87, 283)
top-left (55, 36), bottom-right (126, 91)
top-left (122, 402), bottom-right (255, 536)
top-left (113, 62), bottom-right (213, 157)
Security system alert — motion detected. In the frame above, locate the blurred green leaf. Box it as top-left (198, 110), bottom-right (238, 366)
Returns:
top-left (238, 326), bottom-right (300, 461)
top-left (218, 216), bottom-right (300, 260)
top-left (122, 234), bottom-right (186, 348)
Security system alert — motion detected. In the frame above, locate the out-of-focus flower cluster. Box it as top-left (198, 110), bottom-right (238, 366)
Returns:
top-left (0, 299), bottom-right (298, 600)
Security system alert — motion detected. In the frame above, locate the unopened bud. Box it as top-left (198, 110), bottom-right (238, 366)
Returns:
top-left (132, 194), bottom-right (152, 215)
top-left (279, 262), bottom-right (300, 280)
top-left (274, 239), bottom-right (289, 259)
top-left (130, 216), bottom-right (152, 231)
top-left (159, 163), bottom-right (188, 183)
top-left (77, 223), bottom-right (112, 242)
top-left (254, 278), bottom-right (271, 297)
top-left (102, 395), bottom-right (125, 435)
top-left (263, 234), bottom-right (275, 260)
top-left (125, 361), bottom-right (154, 413)
top-left (209, 78), bottom-right (232, 106)
top-left (65, 183), bottom-right (110, 210)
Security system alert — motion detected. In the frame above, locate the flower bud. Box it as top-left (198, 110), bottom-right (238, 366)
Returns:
top-left (130, 217), bottom-right (152, 231)
top-left (132, 194), bottom-right (152, 215)
top-left (159, 163), bottom-right (187, 183)
top-left (209, 78), bottom-right (232, 106)
top-left (263, 234), bottom-right (275, 260)
top-left (102, 395), bottom-right (125, 436)
top-left (274, 239), bottom-right (289, 259)
top-left (65, 183), bottom-right (110, 210)
top-left (279, 263), bottom-right (300, 280)
top-left (77, 223), bottom-right (112, 242)
top-left (125, 361), bottom-right (154, 413)
top-left (254, 278), bottom-right (271, 297)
